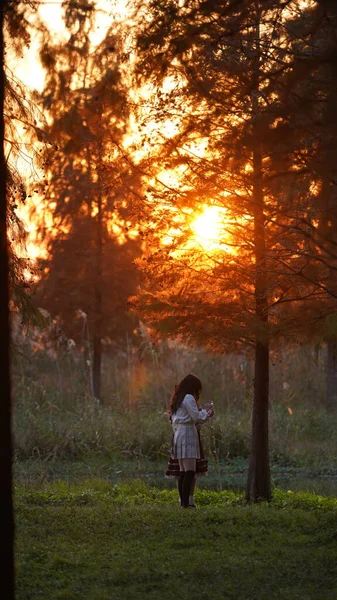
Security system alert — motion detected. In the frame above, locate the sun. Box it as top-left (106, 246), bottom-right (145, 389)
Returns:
top-left (191, 206), bottom-right (227, 251)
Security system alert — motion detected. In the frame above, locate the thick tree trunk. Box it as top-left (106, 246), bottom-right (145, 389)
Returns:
top-left (246, 5), bottom-right (271, 501)
top-left (326, 339), bottom-right (337, 411)
top-left (246, 341), bottom-right (270, 501)
top-left (246, 142), bottom-right (271, 502)
top-left (92, 194), bottom-right (102, 401)
top-left (0, 3), bottom-right (15, 596)
top-left (319, 178), bottom-right (337, 411)
top-left (246, 166), bottom-right (271, 501)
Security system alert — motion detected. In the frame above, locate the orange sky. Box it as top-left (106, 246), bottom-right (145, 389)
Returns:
top-left (11, 0), bottom-right (235, 264)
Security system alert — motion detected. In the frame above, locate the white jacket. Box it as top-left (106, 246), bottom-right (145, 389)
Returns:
top-left (171, 394), bottom-right (208, 425)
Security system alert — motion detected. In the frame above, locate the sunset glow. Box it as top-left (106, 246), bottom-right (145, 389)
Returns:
top-left (5, 0), bottom-right (334, 531)
top-left (191, 206), bottom-right (228, 251)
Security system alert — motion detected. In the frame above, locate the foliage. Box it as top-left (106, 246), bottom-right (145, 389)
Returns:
top-left (30, 0), bottom-right (142, 342)
top-left (4, 1), bottom-right (47, 325)
top-left (132, 0), bottom-right (337, 350)
top-left (132, 0), bottom-right (337, 501)
top-left (15, 479), bottom-right (337, 600)
top-left (13, 392), bottom-right (337, 468)
top-left (15, 478), bottom-right (337, 510)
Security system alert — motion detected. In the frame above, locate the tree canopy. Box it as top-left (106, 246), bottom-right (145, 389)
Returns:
top-left (30, 0), bottom-right (144, 399)
top-left (6, 0), bottom-right (337, 501)
top-left (131, 0), bottom-right (337, 499)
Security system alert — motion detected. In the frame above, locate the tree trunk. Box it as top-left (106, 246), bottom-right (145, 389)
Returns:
top-left (246, 341), bottom-right (270, 501)
top-left (326, 339), bottom-right (337, 411)
top-left (92, 193), bottom-right (103, 401)
top-left (0, 3), bottom-right (15, 596)
top-left (246, 150), bottom-right (271, 501)
top-left (246, 3), bottom-right (271, 502)
top-left (319, 179), bottom-right (337, 412)
top-left (246, 136), bottom-right (271, 502)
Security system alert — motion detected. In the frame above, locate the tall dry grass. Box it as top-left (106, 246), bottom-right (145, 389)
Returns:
top-left (11, 325), bottom-right (337, 468)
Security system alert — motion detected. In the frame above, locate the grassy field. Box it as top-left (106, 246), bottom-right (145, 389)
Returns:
top-left (13, 340), bottom-right (337, 597)
top-left (16, 480), bottom-right (337, 600)
top-left (13, 454), bottom-right (337, 499)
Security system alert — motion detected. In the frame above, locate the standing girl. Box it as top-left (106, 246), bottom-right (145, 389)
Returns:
top-left (168, 373), bottom-right (214, 508)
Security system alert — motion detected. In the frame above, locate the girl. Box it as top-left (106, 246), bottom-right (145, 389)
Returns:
top-left (167, 373), bottom-right (214, 508)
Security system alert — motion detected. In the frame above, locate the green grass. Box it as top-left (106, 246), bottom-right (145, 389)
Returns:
top-left (16, 480), bottom-right (337, 600)
top-left (14, 454), bottom-right (337, 498)
top-left (13, 338), bottom-right (337, 596)
top-left (13, 391), bottom-right (337, 474)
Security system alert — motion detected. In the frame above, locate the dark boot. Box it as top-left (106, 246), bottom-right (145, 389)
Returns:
top-left (182, 470), bottom-right (196, 508)
top-left (178, 471), bottom-right (185, 506)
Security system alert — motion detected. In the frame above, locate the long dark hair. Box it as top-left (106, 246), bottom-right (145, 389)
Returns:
top-left (168, 373), bottom-right (202, 415)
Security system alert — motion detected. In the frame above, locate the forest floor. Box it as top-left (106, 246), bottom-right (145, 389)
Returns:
top-left (16, 478), bottom-right (337, 600)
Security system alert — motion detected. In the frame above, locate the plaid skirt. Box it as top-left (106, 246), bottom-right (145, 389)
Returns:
top-left (172, 423), bottom-right (200, 459)
top-left (165, 428), bottom-right (208, 478)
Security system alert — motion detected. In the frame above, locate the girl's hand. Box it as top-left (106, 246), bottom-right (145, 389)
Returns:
top-left (207, 407), bottom-right (214, 418)
top-left (204, 401), bottom-right (213, 409)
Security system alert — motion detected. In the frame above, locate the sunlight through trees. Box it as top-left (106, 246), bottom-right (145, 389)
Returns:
top-left (5, 0), bottom-right (337, 507)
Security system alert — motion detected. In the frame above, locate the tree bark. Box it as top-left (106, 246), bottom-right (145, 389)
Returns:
top-left (92, 193), bottom-right (103, 401)
top-left (246, 341), bottom-right (270, 501)
top-left (0, 2), bottom-right (15, 596)
top-left (246, 2), bottom-right (271, 502)
top-left (246, 142), bottom-right (271, 500)
top-left (318, 179), bottom-right (337, 412)
top-left (326, 339), bottom-right (337, 411)
top-left (246, 125), bottom-right (271, 502)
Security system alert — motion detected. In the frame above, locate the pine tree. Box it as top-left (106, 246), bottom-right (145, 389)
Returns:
top-left (4, 0), bottom-right (46, 325)
top-left (1, 2), bottom-right (45, 594)
top-left (281, 1), bottom-right (337, 408)
top-left (133, 0), bottom-right (337, 500)
top-left (308, 1), bottom-right (337, 410)
top-left (32, 0), bottom-right (142, 401)
top-left (1, 2), bottom-right (14, 596)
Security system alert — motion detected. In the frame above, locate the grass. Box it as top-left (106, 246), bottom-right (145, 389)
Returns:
top-left (13, 337), bottom-right (337, 597)
top-left (12, 338), bottom-right (337, 474)
top-left (13, 454), bottom-right (337, 499)
top-left (13, 384), bottom-right (337, 469)
top-left (16, 480), bottom-right (337, 600)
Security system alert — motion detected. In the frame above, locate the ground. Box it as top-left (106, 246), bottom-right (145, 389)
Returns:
top-left (16, 480), bottom-right (337, 600)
